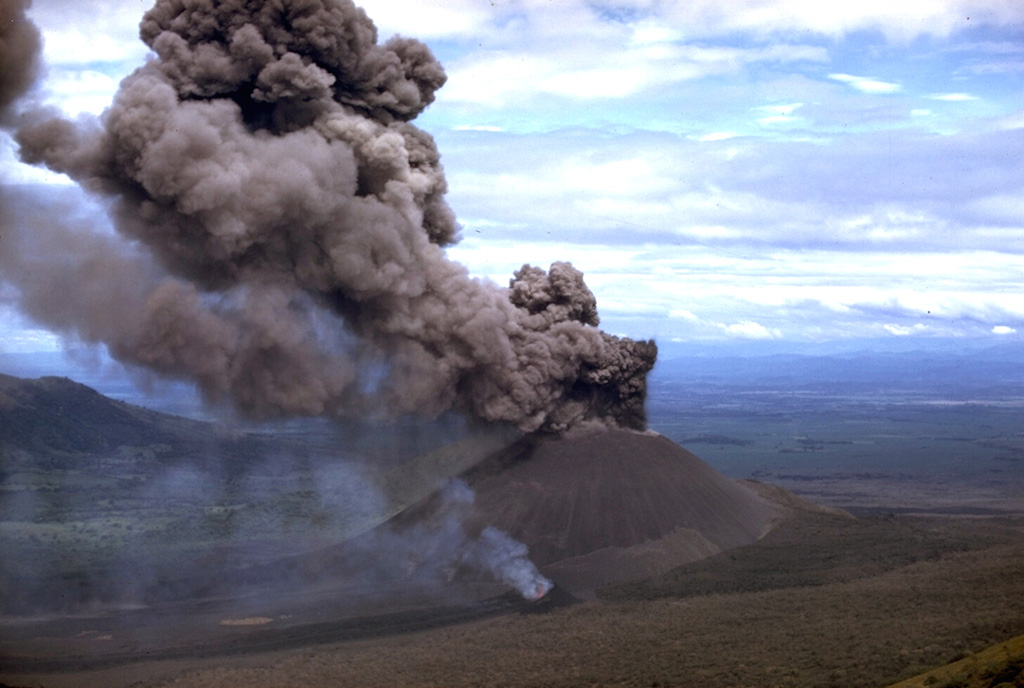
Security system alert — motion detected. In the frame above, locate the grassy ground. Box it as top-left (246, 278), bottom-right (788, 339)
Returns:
top-left (885, 634), bottom-right (1024, 688)
top-left (598, 513), bottom-right (1014, 601)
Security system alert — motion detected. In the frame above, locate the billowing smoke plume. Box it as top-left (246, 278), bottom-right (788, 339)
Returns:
top-left (0, 0), bottom-right (656, 433)
top-left (0, 0), bottom-right (41, 125)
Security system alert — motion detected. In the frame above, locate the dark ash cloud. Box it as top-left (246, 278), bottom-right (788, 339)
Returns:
top-left (0, 0), bottom-right (41, 124)
top-left (1, 0), bottom-right (656, 433)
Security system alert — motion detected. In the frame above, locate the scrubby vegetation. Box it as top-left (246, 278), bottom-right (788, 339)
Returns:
top-left (887, 635), bottom-right (1024, 688)
top-left (111, 515), bottom-right (1020, 688)
top-left (3, 513), bottom-right (1013, 688)
top-left (599, 513), bottom-right (1016, 601)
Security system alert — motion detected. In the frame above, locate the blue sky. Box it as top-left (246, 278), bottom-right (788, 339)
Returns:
top-left (2, 0), bottom-right (1022, 353)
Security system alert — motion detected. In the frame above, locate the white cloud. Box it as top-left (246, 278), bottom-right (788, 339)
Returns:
top-left (440, 53), bottom-right (554, 108)
top-left (0, 329), bottom-right (63, 354)
top-left (751, 102), bottom-right (807, 128)
top-left (41, 29), bottom-right (150, 67)
top-left (540, 66), bottom-right (655, 99)
top-left (994, 110), bottom-right (1024, 131)
top-left (718, 321), bottom-right (781, 339)
top-left (991, 326), bottom-right (1017, 335)
top-left (829, 73), bottom-right (902, 94)
top-left (884, 323), bottom-right (929, 336)
top-left (42, 69), bottom-right (120, 116)
top-left (0, 304), bottom-right (63, 353)
top-left (657, 0), bottom-right (1022, 41)
top-left (927, 93), bottom-right (980, 101)
top-left (30, 1), bottom-right (154, 66)
top-left (371, 0), bottom-right (1023, 45)
top-left (630, 23), bottom-right (682, 46)
top-left (694, 132), bottom-right (738, 142)
top-left (441, 38), bottom-right (826, 107)
top-left (442, 126), bottom-right (1024, 252)
top-left (441, 121), bottom-right (1024, 256)
top-left (357, 0), bottom-right (494, 40)
top-left (756, 116), bottom-right (798, 126)
top-left (966, 193), bottom-right (1024, 225)
top-left (753, 103), bottom-right (804, 115)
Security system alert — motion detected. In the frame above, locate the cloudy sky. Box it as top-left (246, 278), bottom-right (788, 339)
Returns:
top-left (2, 0), bottom-right (1022, 352)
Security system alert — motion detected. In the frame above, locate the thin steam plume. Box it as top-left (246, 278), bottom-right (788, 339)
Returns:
top-left (386, 479), bottom-right (552, 601)
top-left (2, 0), bottom-right (656, 433)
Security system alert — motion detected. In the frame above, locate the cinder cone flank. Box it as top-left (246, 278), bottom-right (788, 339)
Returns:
top-left (458, 429), bottom-right (776, 593)
top-left (236, 428), bottom-right (783, 600)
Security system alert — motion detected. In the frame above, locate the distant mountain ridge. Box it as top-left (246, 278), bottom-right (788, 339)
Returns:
top-left (0, 373), bottom-right (336, 472)
top-left (0, 373), bottom-right (215, 456)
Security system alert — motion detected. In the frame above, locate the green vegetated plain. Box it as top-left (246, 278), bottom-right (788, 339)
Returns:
top-left (646, 355), bottom-right (1023, 513)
